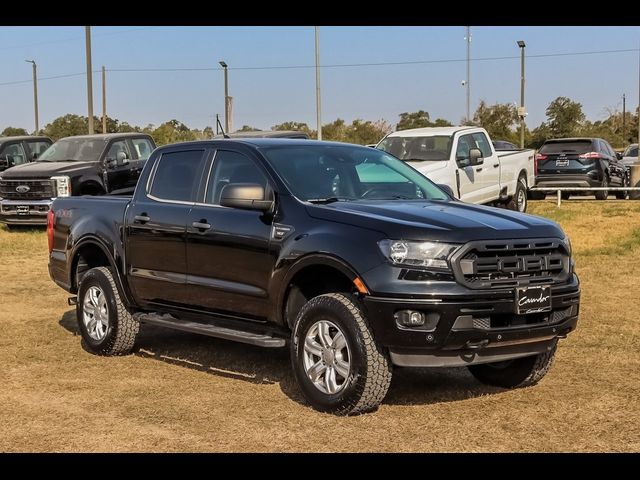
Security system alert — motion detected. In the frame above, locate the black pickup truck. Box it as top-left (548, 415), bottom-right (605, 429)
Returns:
top-left (47, 139), bottom-right (580, 415)
top-left (0, 135), bottom-right (52, 172)
top-left (0, 133), bottom-right (155, 226)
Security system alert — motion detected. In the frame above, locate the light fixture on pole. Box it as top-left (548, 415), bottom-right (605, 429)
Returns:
top-left (219, 61), bottom-right (231, 133)
top-left (517, 40), bottom-right (526, 149)
top-left (25, 60), bottom-right (39, 134)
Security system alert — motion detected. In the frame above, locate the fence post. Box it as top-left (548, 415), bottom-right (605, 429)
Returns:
top-left (630, 165), bottom-right (640, 200)
top-left (557, 189), bottom-right (561, 207)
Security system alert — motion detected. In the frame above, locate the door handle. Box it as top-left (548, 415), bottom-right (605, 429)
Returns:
top-left (134, 214), bottom-right (150, 224)
top-left (475, 167), bottom-right (483, 172)
top-left (192, 221), bottom-right (212, 231)
top-left (493, 163), bottom-right (500, 168)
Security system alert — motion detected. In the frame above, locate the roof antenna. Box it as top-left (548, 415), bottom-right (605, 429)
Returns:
top-left (216, 115), bottom-right (230, 139)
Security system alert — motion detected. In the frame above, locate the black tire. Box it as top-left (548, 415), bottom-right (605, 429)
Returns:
top-left (528, 191), bottom-right (545, 200)
top-left (615, 173), bottom-right (629, 200)
top-left (291, 293), bottom-right (392, 415)
top-left (467, 342), bottom-right (557, 388)
top-left (561, 192), bottom-right (571, 201)
top-left (595, 175), bottom-right (609, 200)
top-left (506, 177), bottom-right (528, 212)
top-left (77, 266), bottom-right (139, 356)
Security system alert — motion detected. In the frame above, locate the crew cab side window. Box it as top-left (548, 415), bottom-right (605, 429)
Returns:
top-left (132, 138), bottom-right (154, 161)
top-left (471, 132), bottom-right (493, 157)
top-left (149, 150), bottom-right (205, 202)
top-left (205, 151), bottom-right (269, 205)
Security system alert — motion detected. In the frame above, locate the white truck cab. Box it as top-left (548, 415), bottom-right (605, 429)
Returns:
top-left (376, 126), bottom-right (535, 212)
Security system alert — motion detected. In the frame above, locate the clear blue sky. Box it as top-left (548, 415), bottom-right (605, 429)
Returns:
top-left (0, 26), bottom-right (639, 133)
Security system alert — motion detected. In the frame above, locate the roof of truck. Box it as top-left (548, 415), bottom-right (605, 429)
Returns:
top-left (57, 133), bottom-right (153, 141)
top-left (385, 126), bottom-right (477, 137)
top-left (0, 135), bottom-right (51, 144)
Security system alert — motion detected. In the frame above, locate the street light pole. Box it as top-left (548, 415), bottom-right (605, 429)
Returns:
top-left (517, 40), bottom-right (526, 149)
top-left (85, 26), bottom-right (94, 134)
top-left (102, 66), bottom-right (107, 133)
top-left (25, 60), bottom-right (38, 134)
top-left (219, 61), bottom-right (230, 133)
top-left (315, 26), bottom-right (322, 140)
top-left (465, 26), bottom-right (471, 124)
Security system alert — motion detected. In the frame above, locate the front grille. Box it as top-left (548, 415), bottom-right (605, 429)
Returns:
top-left (0, 179), bottom-right (54, 200)
top-left (452, 238), bottom-right (570, 289)
top-left (469, 305), bottom-right (576, 330)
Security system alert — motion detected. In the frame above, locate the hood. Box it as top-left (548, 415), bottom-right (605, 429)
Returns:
top-left (0, 160), bottom-right (98, 178)
top-left (407, 160), bottom-right (449, 181)
top-left (306, 199), bottom-right (564, 242)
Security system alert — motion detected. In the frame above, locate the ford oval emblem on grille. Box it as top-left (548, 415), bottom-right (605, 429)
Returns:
top-left (16, 185), bottom-right (30, 193)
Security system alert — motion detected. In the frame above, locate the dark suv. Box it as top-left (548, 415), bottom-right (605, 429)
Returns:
top-left (534, 138), bottom-right (629, 200)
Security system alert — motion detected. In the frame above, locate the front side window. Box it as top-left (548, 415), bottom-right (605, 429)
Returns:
top-left (456, 134), bottom-right (474, 162)
top-left (1, 143), bottom-right (27, 166)
top-left (105, 140), bottom-right (132, 162)
top-left (132, 138), bottom-right (154, 160)
top-left (149, 150), bottom-right (205, 202)
top-left (261, 144), bottom-right (448, 202)
top-left (205, 151), bottom-right (268, 205)
top-left (471, 132), bottom-right (493, 158)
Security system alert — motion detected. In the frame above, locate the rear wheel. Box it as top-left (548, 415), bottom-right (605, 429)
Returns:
top-left (291, 293), bottom-right (392, 415)
top-left (615, 173), bottom-right (629, 200)
top-left (506, 177), bottom-right (528, 212)
top-left (468, 342), bottom-right (557, 388)
top-left (595, 175), bottom-right (609, 200)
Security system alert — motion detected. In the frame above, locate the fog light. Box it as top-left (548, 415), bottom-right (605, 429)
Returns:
top-left (395, 310), bottom-right (426, 327)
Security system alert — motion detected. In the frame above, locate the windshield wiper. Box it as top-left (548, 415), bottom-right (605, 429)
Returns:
top-left (307, 197), bottom-right (348, 204)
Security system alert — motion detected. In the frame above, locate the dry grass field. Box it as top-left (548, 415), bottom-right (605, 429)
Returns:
top-left (1, 200), bottom-right (639, 452)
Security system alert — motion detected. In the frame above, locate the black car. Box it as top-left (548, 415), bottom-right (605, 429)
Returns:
top-left (0, 133), bottom-right (156, 226)
top-left (0, 135), bottom-right (52, 172)
top-left (534, 137), bottom-right (629, 200)
top-left (47, 138), bottom-right (580, 415)
top-left (492, 140), bottom-right (518, 151)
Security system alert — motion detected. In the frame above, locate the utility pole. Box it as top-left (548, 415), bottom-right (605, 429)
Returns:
top-left (219, 61), bottom-right (230, 133)
top-left (517, 40), bottom-right (527, 149)
top-left (25, 60), bottom-right (38, 133)
top-left (465, 26), bottom-right (471, 124)
top-left (102, 66), bottom-right (107, 133)
top-left (622, 93), bottom-right (626, 145)
top-left (85, 26), bottom-right (94, 134)
top-left (315, 26), bottom-right (322, 140)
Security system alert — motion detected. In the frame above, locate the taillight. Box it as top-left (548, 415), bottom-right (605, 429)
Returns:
top-left (47, 209), bottom-right (55, 253)
top-left (578, 152), bottom-right (602, 159)
top-left (534, 153), bottom-right (547, 176)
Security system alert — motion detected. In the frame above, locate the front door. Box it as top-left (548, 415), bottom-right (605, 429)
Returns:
top-left (455, 134), bottom-right (482, 203)
top-left (185, 149), bottom-right (274, 320)
top-left (126, 148), bottom-right (208, 307)
top-left (104, 139), bottom-right (136, 192)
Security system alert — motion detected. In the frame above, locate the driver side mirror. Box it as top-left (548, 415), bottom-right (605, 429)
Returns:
top-left (106, 151), bottom-right (129, 169)
top-left (616, 152), bottom-right (623, 160)
top-left (220, 183), bottom-right (274, 211)
top-left (469, 148), bottom-right (483, 166)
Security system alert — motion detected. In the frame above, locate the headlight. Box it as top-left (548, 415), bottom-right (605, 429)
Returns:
top-left (51, 176), bottom-right (71, 197)
top-left (378, 240), bottom-right (459, 270)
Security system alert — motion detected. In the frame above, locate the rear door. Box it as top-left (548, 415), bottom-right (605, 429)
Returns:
top-left (126, 147), bottom-right (208, 307)
top-left (184, 149), bottom-right (274, 319)
top-left (600, 140), bottom-right (625, 186)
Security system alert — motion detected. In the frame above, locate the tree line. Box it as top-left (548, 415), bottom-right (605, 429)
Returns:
top-left (2, 96), bottom-right (638, 148)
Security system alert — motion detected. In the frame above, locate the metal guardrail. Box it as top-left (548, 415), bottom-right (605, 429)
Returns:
top-left (529, 187), bottom-right (640, 206)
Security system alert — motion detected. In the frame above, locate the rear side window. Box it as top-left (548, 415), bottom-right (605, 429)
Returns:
top-left (132, 138), bottom-right (154, 160)
top-left (149, 150), bottom-right (205, 202)
top-left (539, 141), bottom-right (592, 154)
top-left (26, 140), bottom-right (51, 159)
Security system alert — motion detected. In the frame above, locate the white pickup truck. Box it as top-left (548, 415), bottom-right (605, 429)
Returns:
top-left (376, 126), bottom-right (535, 212)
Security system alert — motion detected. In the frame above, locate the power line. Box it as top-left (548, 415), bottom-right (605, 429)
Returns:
top-left (1, 47), bottom-right (638, 87)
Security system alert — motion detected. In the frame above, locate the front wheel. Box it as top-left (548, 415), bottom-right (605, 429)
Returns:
top-left (615, 173), bottom-right (630, 200)
top-left (467, 342), bottom-right (557, 388)
top-left (77, 266), bottom-right (139, 356)
top-left (291, 293), bottom-right (392, 415)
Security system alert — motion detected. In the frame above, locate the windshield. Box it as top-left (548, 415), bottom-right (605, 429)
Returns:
top-left (623, 145), bottom-right (638, 158)
top-left (261, 144), bottom-right (449, 202)
top-left (38, 138), bottom-right (106, 162)
top-left (376, 135), bottom-right (453, 162)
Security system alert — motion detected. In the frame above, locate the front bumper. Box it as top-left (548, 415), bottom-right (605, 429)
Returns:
top-left (0, 199), bottom-right (52, 225)
top-left (362, 273), bottom-right (580, 367)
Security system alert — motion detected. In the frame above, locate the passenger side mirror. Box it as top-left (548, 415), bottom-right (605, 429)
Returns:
top-left (469, 148), bottom-right (483, 166)
top-left (106, 151), bottom-right (129, 169)
top-left (220, 183), bottom-right (274, 211)
top-left (616, 152), bottom-right (623, 160)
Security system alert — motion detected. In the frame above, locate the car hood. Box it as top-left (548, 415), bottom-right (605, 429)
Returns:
top-left (0, 160), bottom-right (97, 178)
top-left (406, 160), bottom-right (449, 181)
top-left (306, 199), bottom-right (564, 242)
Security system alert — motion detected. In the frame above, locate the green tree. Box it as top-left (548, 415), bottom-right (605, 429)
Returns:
top-left (545, 96), bottom-right (585, 138)
top-left (42, 114), bottom-right (91, 141)
top-left (322, 118), bottom-right (348, 141)
top-left (472, 101), bottom-right (519, 143)
top-left (237, 125), bottom-right (260, 132)
top-left (396, 110), bottom-right (432, 131)
top-left (117, 122), bottom-right (141, 133)
top-left (432, 118), bottom-right (453, 127)
top-left (1, 127), bottom-right (29, 136)
top-left (149, 119), bottom-right (197, 146)
top-left (272, 121), bottom-right (316, 138)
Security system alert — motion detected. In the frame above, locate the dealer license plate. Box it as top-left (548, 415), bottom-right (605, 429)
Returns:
top-left (516, 285), bottom-right (552, 314)
top-left (16, 205), bottom-right (30, 215)
top-left (555, 158), bottom-right (569, 167)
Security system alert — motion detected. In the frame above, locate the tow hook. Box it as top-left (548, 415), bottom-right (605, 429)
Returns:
top-left (68, 296), bottom-right (78, 306)
top-left (465, 339), bottom-right (489, 350)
